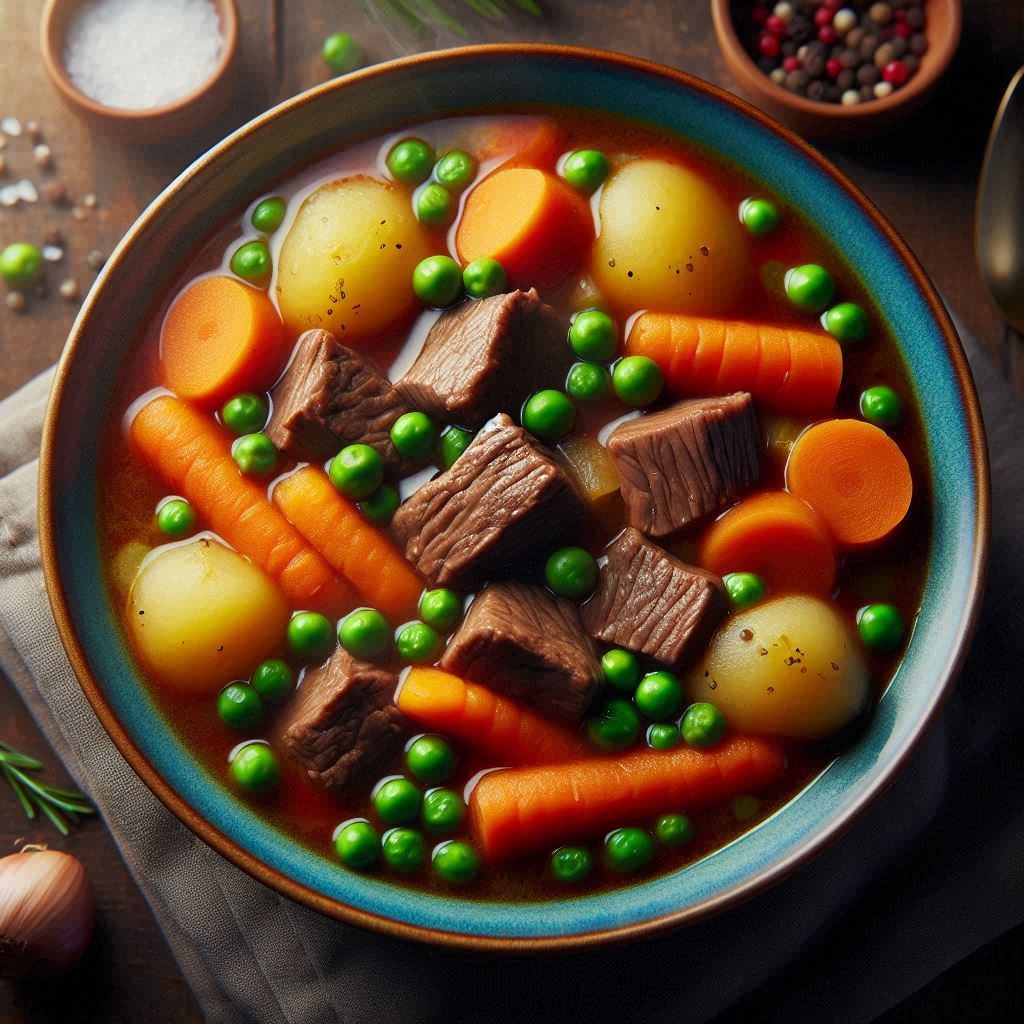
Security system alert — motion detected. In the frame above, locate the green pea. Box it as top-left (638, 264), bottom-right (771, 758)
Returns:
top-left (413, 255), bottom-right (463, 307)
top-left (647, 723), bottom-right (680, 750)
top-left (545, 546), bottom-right (598, 600)
top-left (396, 622), bottom-right (443, 664)
top-left (522, 389), bottom-right (576, 442)
top-left (856, 603), bottom-right (905, 652)
top-left (334, 819), bottom-right (380, 869)
top-left (822, 301), bottom-right (869, 343)
top-left (416, 182), bottom-right (455, 227)
top-left (462, 257), bottom-right (506, 299)
top-left (391, 411), bottom-right (439, 460)
top-left (785, 264), bottom-right (836, 314)
top-left (358, 484), bottom-right (400, 526)
top-left (156, 498), bottom-right (195, 537)
top-left (217, 683), bottom-right (264, 730)
top-left (732, 795), bottom-right (761, 821)
top-left (230, 240), bottom-right (272, 282)
top-left (738, 197), bottom-right (780, 237)
top-left (221, 393), bottom-right (269, 435)
top-left (566, 362), bottom-right (610, 403)
top-left (569, 310), bottom-right (618, 361)
top-left (250, 197), bottom-right (286, 234)
top-left (612, 355), bottom-right (664, 407)
top-left (439, 426), bottom-right (474, 469)
top-left (550, 846), bottom-right (594, 883)
top-left (432, 840), bottom-right (479, 883)
top-left (0, 243), bottom-right (43, 286)
top-left (322, 32), bottom-right (362, 74)
top-left (635, 670), bottom-right (683, 721)
top-left (418, 588), bottom-right (462, 633)
top-left (654, 813), bottom-right (694, 846)
top-left (374, 777), bottom-right (421, 826)
top-left (329, 443), bottom-right (383, 499)
top-left (604, 827), bottom-right (654, 872)
top-left (723, 572), bottom-right (767, 610)
top-left (387, 138), bottom-right (435, 186)
top-left (602, 649), bottom-right (641, 694)
top-left (230, 743), bottom-right (279, 793)
top-left (406, 734), bottom-right (456, 784)
top-left (382, 827), bottom-right (426, 872)
top-left (681, 702), bottom-right (727, 748)
top-left (338, 608), bottom-right (391, 661)
top-left (250, 659), bottom-right (294, 703)
top-left (288, 611), bottom-right (335, 661)
top-left (422, 788), bottom-right (465, 834)
top-left (232, 433), bottom-right (277, 475)
top-left (860, 386), bottom-right (903, 427)
top-left (434, 150), bottom-right (477, 191)
top-left (561, 149), bottom-right (609, 195)
top-left (586, 699), bottom-right (640, 752)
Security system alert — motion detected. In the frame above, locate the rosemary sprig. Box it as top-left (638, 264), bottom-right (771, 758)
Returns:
top-left (0, 741), bottom-right (94, 836)
top-left (362, 0), bottom-right (542, 39)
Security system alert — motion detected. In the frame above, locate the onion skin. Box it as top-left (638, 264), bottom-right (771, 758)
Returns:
top-left (0, 850), bottom-right (94, 978)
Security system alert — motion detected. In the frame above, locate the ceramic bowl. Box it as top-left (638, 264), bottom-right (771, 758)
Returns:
top-left (40, 45), bottom-right (989, 951)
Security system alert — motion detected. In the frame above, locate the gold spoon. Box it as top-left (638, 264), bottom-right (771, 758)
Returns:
top-left (976, 66), bottom-right (1024, 393)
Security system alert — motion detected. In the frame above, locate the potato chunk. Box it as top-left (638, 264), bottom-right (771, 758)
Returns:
top-left (686, 596), bottom-right (869, 739)
top-left (127, 539), bottom-right (289, 693)
top-left (591, 159), bottom-right (749, 316)
top-left (276, 175), bottom-right (431, 339)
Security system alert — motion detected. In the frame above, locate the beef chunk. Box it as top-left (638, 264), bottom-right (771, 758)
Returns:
top-left (441, 581), bottom-right (602, 721)
top-left (266, 329), bottom-right (409, 468)
top-left (582, 527), bottom-right (727, 668)
top-left (276, 648), bottom-right (406, 791)
top-left (391, 414), bottom-right (585, 589)
top-left (396, 289), bottom-right (570, 427)
top-left (607, 393), bottom-right (760, 537)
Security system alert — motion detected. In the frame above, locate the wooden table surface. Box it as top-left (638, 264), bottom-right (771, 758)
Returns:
top-left (1, 1), bottom-right (1021, 1021)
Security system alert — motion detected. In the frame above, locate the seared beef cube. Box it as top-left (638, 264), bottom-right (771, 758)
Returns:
top-left (440, 581), bottom-right (602, 721)
top-left (391, 414), bottom-right (585, 589)
top-left (266, 329), bottom-right (409, 468)
top-left (582, 527), bottom-right (727, 668)
top-left (607, 393), bottom-right (760, 537)
top-left (276, 648), bottom-right (406, 791)
top-left (396, 289), bottom-right (570, 427)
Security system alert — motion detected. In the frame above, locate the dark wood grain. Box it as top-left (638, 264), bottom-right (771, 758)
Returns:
top-left (1, 2), bottom-right (1021, 1022)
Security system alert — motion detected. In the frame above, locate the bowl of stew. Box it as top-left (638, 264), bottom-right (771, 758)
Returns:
top-left (40, 45), bottom-right (988, 950)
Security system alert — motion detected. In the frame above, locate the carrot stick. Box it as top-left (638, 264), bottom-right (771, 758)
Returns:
top-left (626, 313), bottom-right (842, 415)
top-left (273, 467), bottom-right (424, 622)
top-left (160, 275), bottom-right (289, 408)
top-left (786, 419), bottom-right (913, 547)
top-left (469, 733), bottom-right (786, 860)
top-left (396, 667), bottom-right (588, 766)
top-left (130, 395), bottom-right (355, 616)
top-left (699, 490), bottom-right (837, 594)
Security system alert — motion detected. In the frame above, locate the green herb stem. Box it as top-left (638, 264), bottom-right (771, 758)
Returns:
top-left (0, 740), bottom-right (93, 835)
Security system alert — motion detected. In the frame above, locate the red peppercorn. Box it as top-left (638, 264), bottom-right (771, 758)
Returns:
top-left (765, 14), bottom-right (787, 36)
top-left (818, 25), bottom-right (838, 45)
top-left (883, 60), bottom-right (910, 85)
top-left (814, 7), bottom-right (834, 28)
top-left (752, 6), bottom-right (768, 25)
top-left (783, 56), bottom-right (802, 72)
top-left (893, 22), bottom-right (912, 39)
top-left (826, 57), bottom-right (843, 78)
top-left (758, 33), bottom-right (781, 58)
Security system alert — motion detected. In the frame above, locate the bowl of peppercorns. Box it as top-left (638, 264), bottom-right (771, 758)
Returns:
top-left (711, 0), bottom-right (961, 141)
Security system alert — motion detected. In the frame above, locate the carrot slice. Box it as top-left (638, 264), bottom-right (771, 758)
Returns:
top-left (273, 467), bottom-right (424, 622)
top-left (130, 396), bottom-right (355, 615)
top-left (786, 419), bottom-right (913, 547)
top-left (714, 319), bottom-right (761, 392)
top-left (684, 317), bottom-right (728, 393)
top-left (469, 733), bottom-right (786, 861)
top-left (754, 324), bottom-right (793, 397)
top-left (396, 667), bottom-right (588, 767)
top-left (160, 275), bottom-right (289, 408)
top-left (699, 490), bottom-right (837, 594)
top-left (776, 330), bottom-right (844, 416)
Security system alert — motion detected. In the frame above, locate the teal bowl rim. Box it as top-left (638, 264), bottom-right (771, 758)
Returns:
top-left (39, 45), bottom-right (990, 952)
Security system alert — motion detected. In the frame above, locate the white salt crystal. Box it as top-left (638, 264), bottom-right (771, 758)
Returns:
top-left (0, 186), bottom-right (18, 206)
top-left (1, 117), bottom-right (22, 137)
top-left (63, 0), bottom-right (224, 112)
top-left (14, 179), bottom-right (38, 203)
top-left (43, 246), bottom-right (64, 262)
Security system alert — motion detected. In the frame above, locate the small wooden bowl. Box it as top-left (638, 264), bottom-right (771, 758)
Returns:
top-left (40, 0), bottom-right (239, 144)
top-left (711, 0), bottom-right (962, 142)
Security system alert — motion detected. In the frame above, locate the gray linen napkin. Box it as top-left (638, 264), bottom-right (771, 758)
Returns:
top-left (1, 323), bottom-right (1021, 1024)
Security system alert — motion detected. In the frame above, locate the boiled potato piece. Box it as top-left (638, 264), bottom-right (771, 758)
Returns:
top-left (592, 159), bottom-right (749, 315)
top-left (276, 175), bottom-right (431, 338)
top-left (686, 596), bottom-right (869, 739)
top-left (127, 539), bottom-right (288, 694)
